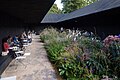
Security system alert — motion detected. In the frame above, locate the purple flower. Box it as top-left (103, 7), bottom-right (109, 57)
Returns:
top-left (118, 34), bottom-right (120, 38)
top-left (86, 66), bottom-right (89, 69)
top-left (76, 55), bottom-right (81, 62)
top-left (77, 54), bottom-right (81, 58)
top-left (91, 69), bottom-right (95, 74)
top-left (64, 57), bottom-right (67, 61)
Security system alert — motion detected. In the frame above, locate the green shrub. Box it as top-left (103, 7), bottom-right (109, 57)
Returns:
top-left (45, 41), bottom-right (65, 63)
top-left (40, 27), bottom-right (120, 79)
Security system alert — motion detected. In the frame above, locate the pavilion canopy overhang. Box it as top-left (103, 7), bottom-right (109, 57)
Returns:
top-left (0, 0), bottom-right (55, 24)
top-left (41, 0), bottom-right (120, 24)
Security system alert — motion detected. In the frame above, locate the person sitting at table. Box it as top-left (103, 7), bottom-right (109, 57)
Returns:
top-left (18, 34), bottom-right (25, 50)
top-left (7, 35), bottom-right (14, 47)
top-left (2, 37), bottom-right (10, 54)
top-left (20, 32), bottom-right (28, 44)
top-left (13, 35), bottom-right (20, 46)
top-left (27, 32), bottom-right (32, 43)
top-left (23, 32), bottom-right (28, 39)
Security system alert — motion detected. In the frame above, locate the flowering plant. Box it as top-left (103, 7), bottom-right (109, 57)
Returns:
top-left (103, 35), bottom-right (120, 47)
top-left (40, 27), bottom-right (120, 79)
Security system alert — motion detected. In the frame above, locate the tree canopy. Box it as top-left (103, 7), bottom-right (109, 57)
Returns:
top-left (48, 4), bottom-right (61, 14)
top-left (61, 0), bottom-right (97, 13)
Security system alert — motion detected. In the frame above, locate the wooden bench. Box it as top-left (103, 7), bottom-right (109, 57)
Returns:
top-left (0, 52), bottom-right (14, 75)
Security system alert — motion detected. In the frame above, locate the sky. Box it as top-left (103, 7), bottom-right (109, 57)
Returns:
top-left (54, 0), bottom-right (63, 10)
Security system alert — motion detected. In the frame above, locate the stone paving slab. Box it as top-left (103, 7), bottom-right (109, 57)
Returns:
top-left (1, 35), bottom-right (62, 80)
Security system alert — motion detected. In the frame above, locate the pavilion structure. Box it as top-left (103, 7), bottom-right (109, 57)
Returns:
top-left (0, 0), bottom-right (120, 75)
top-left (41, 0), bottom-right (120, 38)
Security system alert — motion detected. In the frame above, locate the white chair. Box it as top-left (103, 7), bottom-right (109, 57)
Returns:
top-left (8, 47), bottom-right (13, 50)
top-left (23, 45), bottom-right (28, 47)
top-left (0, 76), bottom-right (16, 80)
top-left (23, 53), bottom-right (31, 56)
top-left (13, 56), bottom-right (26, 69)
top-left (12, 46), bottom-right (19, 51)
top-left (1, 51), bottom-right (9, 56)
top-left (15, 51), bottom-right (24, 54)
top-left (15, 56), bottom-right (26, 59)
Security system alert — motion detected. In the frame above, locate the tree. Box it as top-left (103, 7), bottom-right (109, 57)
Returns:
top-left (61, 0), bottom-right (97, 13)
top-left (48, 4), bottom-right (61, 14)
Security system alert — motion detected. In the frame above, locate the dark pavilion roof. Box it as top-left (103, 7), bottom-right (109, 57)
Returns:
top-left (41, 14), bottom-right (67, 23)
top-left (41, 0), bottom-right (120, 23)
top-left (0, 0), bottom-right (55, 24)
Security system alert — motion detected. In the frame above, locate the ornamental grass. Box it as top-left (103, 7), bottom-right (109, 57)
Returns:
top-left (40, 27), bottom-right (120, 80)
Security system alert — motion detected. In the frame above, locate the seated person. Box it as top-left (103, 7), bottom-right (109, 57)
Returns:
top-left (19, 33), bottom-right (28, 44)
top-left (23, 32), bottom-right (28, 39)
top-left (18, 34), bottom-right (25, 50)
top-left (7, 35), bottom-right (14, 47)
top-left (2, 37), bottom-right (10, 54)
top-left (13, 35), bottom-right (20, 46)
top-left (13, 35), bottom-right (24, 51)
top-left (27, 32), bottom-right (32, 43)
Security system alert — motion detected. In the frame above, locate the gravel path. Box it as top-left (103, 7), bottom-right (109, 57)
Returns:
top-left (1, 34), bottom-right (61, 80)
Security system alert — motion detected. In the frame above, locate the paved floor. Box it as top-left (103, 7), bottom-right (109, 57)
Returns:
top-left (1, 35), bottom-right (62, 80)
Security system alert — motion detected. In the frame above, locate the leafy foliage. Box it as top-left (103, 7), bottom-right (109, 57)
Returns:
top-left (61, 0), bottom-right (98, 13)
top-left (40, 27), bottom-right (120, 80)
top-left (48, 4), bottom-right (62, 14)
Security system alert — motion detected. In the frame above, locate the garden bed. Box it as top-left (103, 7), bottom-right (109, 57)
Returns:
top-left (40, 27), bottom-right (120, 80)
